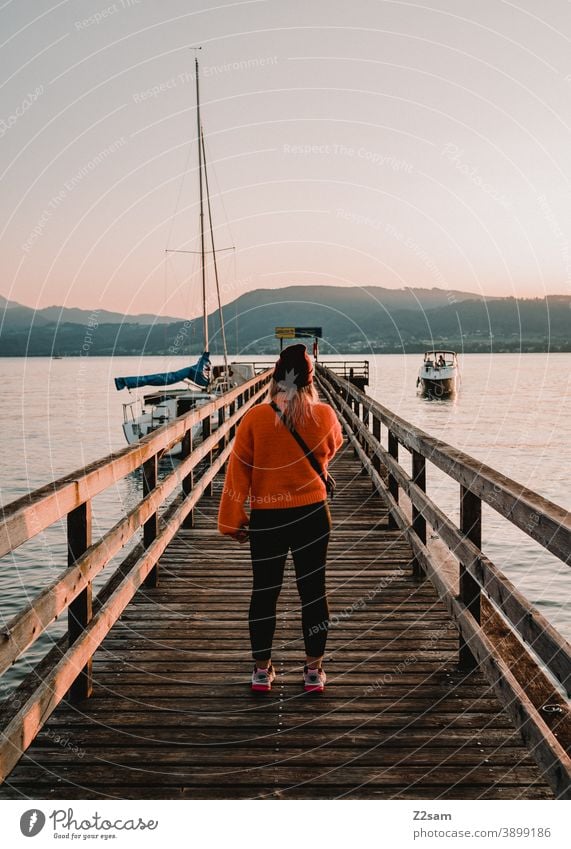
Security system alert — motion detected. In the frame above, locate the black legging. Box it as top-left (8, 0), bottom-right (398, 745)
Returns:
top-left (248, 502), bottom-right (331, 661)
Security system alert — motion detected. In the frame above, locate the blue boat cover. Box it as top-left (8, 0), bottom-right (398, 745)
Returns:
top-left (114, 352), bottom-right (211, 391)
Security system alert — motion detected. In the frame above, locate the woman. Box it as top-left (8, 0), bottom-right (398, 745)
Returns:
top-left (218, 344), bottom-right (343, 692)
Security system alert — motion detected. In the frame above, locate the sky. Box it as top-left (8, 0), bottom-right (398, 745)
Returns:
top-left (1, 0), bottom-right (570, 319)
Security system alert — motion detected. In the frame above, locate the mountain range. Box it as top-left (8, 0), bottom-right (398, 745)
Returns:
top-left (1, 286), bottom-right (569, 355)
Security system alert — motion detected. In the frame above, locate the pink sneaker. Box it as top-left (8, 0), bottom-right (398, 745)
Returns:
top-left (251, 664), bottom-right (276, 692)
top-left (303, 665), bottom-right (326, 693)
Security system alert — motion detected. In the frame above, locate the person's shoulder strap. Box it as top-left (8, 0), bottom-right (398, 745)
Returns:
top-left (270, 401), bottom-right (326, 483)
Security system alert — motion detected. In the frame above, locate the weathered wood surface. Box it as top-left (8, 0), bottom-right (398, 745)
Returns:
top-left (0, 440), bottom-right (552, 800)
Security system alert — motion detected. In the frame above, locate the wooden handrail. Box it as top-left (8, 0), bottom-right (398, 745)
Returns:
top-left (317, 365), bottom-right (571, 563)
top-left (316, 364), bottom-right (571, 799)
top-left (0, 371), bottom-right (273, 559)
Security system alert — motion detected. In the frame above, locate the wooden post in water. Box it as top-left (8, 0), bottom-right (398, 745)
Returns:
top-left (143, 454), bottom-right (159, 587)
top-left (372, 414), bottom-right (381, 496)
top-left (67, 502), bottom-right (92, 701)
top-left (181, 428), bottom-right (194, 529)
top-left (411, 450), bottom-right (426, 580)
top-left (388, 430), bottom-right (399, 529)
top-left (202, 415), bottom-right (212, 496)
top-left (459, 485), bottom-right (482, 669)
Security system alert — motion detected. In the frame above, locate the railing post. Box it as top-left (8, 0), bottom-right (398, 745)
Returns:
top-left (218, 404), bottom-right (226, 455)
top-left (229, 399), bottom-right (236, 441)
top-left (411, 450), bottom-right (426, 581)
top-left (352, 396), bottom-right (360, 458)
top-left (459, 485), bottom-right (482, 670)
top-left (387, 430), bottom-right (399, 529)
top-left (372, 414), bottom-right (381, 495)
top-left (143, 454), bottom-right (159, 587)
top-left (202, 413), bottom-right (212, 496)
top-left (67, 502), bottom-right (93, 702)
top-left (360, 402), bottom-right (370, 472)
top-left (181, 428), bottom-right (194, 529)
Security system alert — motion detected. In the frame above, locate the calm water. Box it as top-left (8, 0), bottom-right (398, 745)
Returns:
top-left (0, 353), bottom-right (570, 691)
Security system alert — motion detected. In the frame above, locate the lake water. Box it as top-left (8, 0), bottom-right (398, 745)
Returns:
top-left (1, 353), bottom-right (570, 691)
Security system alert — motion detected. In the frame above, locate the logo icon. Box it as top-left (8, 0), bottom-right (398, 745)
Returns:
top-left (20, 810), bottom-right (46, 837)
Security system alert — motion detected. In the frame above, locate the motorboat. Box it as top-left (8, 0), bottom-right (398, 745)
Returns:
top-left (417, 350), bottom-right (459, 398)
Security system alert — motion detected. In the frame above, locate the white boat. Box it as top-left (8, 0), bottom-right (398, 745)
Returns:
top-left (114, 55), bottom-right (246, 454)
top-left (417, 350), bottom-right (459, 398)
top-left (120, 362), bottom-right (256, 455)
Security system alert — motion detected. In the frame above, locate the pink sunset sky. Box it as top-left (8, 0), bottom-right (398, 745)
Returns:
top-left (1, 0), bottom-right (570, 320)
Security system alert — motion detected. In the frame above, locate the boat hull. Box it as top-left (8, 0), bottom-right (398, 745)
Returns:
top-left (419, 377), bottom-right (456, 398)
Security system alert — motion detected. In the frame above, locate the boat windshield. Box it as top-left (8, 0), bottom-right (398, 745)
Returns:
top-left (424, 351), bottom-right (456, 367)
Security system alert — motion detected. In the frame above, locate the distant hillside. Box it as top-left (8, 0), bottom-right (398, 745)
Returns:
top-left (0, 295), bottom-right (181, 330)
top-left (0, 286), bottom-right (569, 355)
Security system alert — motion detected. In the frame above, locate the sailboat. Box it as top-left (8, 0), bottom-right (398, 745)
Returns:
top-left (114, 56), bottom-right (254, 454)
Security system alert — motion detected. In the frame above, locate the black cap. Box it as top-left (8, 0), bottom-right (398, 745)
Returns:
top-left (273, 343), bottom-right (314, 389)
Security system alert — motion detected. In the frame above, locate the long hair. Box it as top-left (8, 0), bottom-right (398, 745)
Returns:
top-left (269, 378), bottom-right (319, 429)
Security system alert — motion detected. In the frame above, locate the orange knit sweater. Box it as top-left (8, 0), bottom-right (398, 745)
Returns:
top-left (218, 401), bottom-right (343, 536)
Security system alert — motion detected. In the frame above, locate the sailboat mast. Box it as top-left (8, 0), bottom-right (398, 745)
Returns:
top-left (201, 128), bottom-right (229, 379)
top-left (195, 56), bottom-right (208, 351)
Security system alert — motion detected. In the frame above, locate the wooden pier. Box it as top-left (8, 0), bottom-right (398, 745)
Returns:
top-left (0, 366), bottom-right (570, 799)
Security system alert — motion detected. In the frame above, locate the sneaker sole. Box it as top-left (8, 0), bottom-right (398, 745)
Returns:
top-left (251, 683), bottom-right (272, 692)
top-left (304, 684), bottom-right (325, 692)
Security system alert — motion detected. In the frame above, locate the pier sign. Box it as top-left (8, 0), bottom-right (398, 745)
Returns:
top-left (294, 326), bottom-right (322, 338)
top-left (275, 326), bottom-right (322, 339)
top-left (275, 326), bottom-right (296, 339)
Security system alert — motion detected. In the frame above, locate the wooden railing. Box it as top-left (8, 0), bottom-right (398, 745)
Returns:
top-left (0, 369), bottom-right (272, 783)
top-left (316, 364), bottom-right (571, 799)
